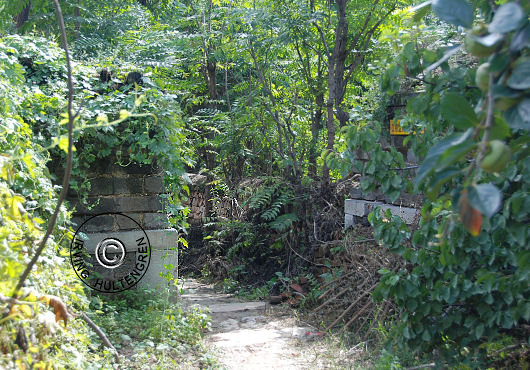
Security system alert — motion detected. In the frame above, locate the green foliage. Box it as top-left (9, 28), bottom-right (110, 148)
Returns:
top-left (327, 119), bottom-right (408, 202)
top-left (363, 0), bottom-right (529, 366)
top-left (0, 34), bottom-right (94, 368)
top-left (203, 177), bottom-right (299, 283)
top-left (91, 289), bottom-right (210, 346)
top-left (0, 23), bottom-right (192, 368)
top-left (4, 0), bottom-right (528, 366)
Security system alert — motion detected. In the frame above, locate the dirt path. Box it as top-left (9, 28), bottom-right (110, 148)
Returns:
top-left (179, 279), bottom-right (347, 369)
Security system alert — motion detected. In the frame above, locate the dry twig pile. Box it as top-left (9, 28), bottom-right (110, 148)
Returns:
top-left (311, 227), bottom-right (403, 339)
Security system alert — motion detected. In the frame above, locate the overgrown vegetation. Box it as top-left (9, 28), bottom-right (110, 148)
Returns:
top-left (0, 0), bottom-right (528, 368)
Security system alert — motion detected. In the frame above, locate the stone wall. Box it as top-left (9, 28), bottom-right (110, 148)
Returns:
top-left (345, 172), bottom-right (422, 228)
top-left (65, 157), bottom-right (178, 291)
top-left (70, 161), bottom-right (169, 231)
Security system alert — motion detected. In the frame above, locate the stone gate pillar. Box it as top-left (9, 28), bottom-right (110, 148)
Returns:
top-left (68, 157), bottom-right (178, 291)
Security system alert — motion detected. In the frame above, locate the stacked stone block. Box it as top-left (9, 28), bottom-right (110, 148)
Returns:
top-left (66, 158), bottom-right (178, 291)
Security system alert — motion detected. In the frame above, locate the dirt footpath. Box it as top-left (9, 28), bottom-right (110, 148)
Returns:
top-left (179, 279), bottom-right (353, 369)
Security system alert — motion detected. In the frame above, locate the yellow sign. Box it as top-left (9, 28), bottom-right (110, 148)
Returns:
top-left (390, 119), bottom-right (408, 135)
top-left (390, 119), bottom-right (424, 136)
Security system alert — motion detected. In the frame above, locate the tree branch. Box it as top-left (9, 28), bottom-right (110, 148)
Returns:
top-left (79, 312), bottom-right (120, 363)
top-left (474, 73), bottom-right (495, 183)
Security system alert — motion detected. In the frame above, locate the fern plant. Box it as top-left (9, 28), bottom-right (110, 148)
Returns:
top-left (245, 177), bottom-right (295, 225)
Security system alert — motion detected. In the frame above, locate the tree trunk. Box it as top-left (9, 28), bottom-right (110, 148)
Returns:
top-left (203, 60), bottom-right (217, 218)
top-left (333, 0), bottom-right (350, 128)
top-left (308, 91), bottom-right (323, 178)
top-left (15, 2), bottom-right (31, 32)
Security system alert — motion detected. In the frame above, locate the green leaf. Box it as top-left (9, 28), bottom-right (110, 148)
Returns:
top-left (492, 85), bottom-right (522, 99)
top-left (488, 2), bottom-right (525, 34)
top-left (427, 167), bottom-right (461, 199)
top-left (476, 33), bottom-right (504, 48)
top-left (489, 114), bottom-right (511, 140)
top-left (510, 24), bottom-right (530, 52)
top-left (432, 0), bottom-right (473, 28)
top-left (507, 61), bottom-right (530, 90)
top-left (410, 1), bottom-right (432, 23)
top-left (441, 93), bottom-right (478, 129)
top-left (504, 99), bottom-right (530, 131)
top-left (388, 275), bottom-right (400, 286)
top-left (489, 53), bottom-right (511, 74)
top-left (414, 129), bottom-right (473, 187)
top-left (474, 323), bottom-right (485, 339)
top-left (468, 183), bottom-right (502, 218)
top-left (403, 325), bottom-right (411, 339)
top-left (54, 135), bottom-right (76, 153)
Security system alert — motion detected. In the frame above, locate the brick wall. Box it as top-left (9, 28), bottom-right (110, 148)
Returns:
top-left (68, 159), bottom-right (169, 231)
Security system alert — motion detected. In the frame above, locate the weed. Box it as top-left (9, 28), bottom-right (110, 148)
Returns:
top-left (88, 288), bottom-right (214, 368)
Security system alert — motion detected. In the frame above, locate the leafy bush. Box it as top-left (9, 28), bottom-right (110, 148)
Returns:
top-left (357, 0), bottom-right (529, 366)
top-left (0, 30), bottom-right (195, 368)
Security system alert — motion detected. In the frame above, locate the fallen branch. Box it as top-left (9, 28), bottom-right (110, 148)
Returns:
top-left (314, 285), bottom-right (352, 312)
top-left (79, 312), bottom-right (120, 363)
top-left (352, 307), bottom-right (372, 337)
top-left (325, 283), bottom-right (378, 332)
top-left (341, 300), bottom-right (372, 333)
top-left (489, 343), bottom-right (527, 357)
top-left (315, 278), bottom-right (370, 313)
top-left (287, 241), bottom-right (330, 268)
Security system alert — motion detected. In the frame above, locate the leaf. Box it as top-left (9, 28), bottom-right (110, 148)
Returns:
top-left (518, 99), bottom-right (530, 126)
top-left (409, 1), bottom-right (432, 23)
top-left (475, 33), bottom-right (504, 48)
top-left (290, 283), bottom-right (304, 293)
top-left (414, 129), bottom-right (473, 188)
top-left (119, 110), bottom-right (130, 119)
top-left (468, 183), bottom-right (502, 218)
top-left (13, 304), bottom-right (32, 318)
top-left (489, 53), bottom-right (511, 74)
top-left (492, 85), bottom-right (522, 99)
top-left (424, 45), bottom-right (462, 74)
top-left (96, 113), bottom-right (108, 125)
top-left (54, 135), bottom-right (76, 153)
top-left (426, 167), bottom-right (461, 199)
top-left (474, 323), bottom-right (485, 339)
top-left (504, 99), bottom-right (530, 131)
top-left (42, 295), bottom-right (70, 326)
top-left (507, 61), bottom-right (530, 90)
top-left (432, 0), bottom-right (473, 28)
top-left (441, 93), bottom-right (478, 129)
top-left (488, 2), bottom-right (525, 34)
top-left (489, 114), bottom-right (511, 140)
top-left (458, 190), bottom-right (482, 236)
top-left (510, 24), bottom-right (530, 52)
